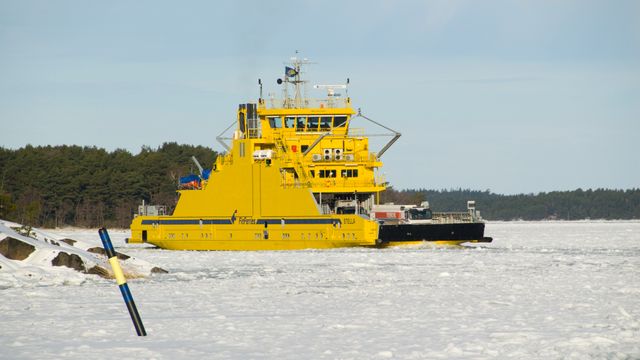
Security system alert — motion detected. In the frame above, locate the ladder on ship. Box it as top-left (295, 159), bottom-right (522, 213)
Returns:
top-left (275, 138), bottom-right (309, 187)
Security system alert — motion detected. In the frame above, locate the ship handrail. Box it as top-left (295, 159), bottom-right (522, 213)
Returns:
top-left (431, 212), bottom-right (476, 223)
top-left (265, 98), bottom-right (351, 109)
top-left (273, 136), bottom-right (312, 187)
top-left (281, 178), bottom-right (385, 189)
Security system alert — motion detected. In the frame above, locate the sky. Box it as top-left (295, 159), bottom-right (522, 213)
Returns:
top-left (1, 0), bottom-right (639, 194)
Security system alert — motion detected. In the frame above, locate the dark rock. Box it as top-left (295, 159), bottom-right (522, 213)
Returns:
top-left (87, 247), bottom-right (131, 260)
top-left (59, 238), bottom-right (77, 246)
top-left (46, 239), bottom-right (60, 246)
top-left (51, 252), bottom-right (86, 272)
top-left (115, 251), bottom-right (131, 260)
top-left (151, 266), bottom-right (169, 274)
top-left (0, 237), bottom-right (36, 260)
top-left (87, 265), bottom-right (110, 278)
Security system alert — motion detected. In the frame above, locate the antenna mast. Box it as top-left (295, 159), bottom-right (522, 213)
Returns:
top-left (282, 53), bottom-right (312, 108)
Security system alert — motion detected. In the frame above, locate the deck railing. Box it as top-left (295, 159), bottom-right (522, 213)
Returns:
top-left (431, 212), bottom-right (475, 223)
top-left (266, 98), bottom-right (351, 109)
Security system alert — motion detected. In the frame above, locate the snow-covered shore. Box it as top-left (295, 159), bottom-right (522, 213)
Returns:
top-left (0, 221), bottom-right (164, 289)
top-left (1, 221), bottom-right (639, 359)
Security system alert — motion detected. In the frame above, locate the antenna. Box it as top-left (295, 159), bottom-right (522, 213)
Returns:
top-left (258, 78), bottom-right (263, 100)
top-left (346, 78), bottom-right (350, 97)
top-left (313, 84), bottom-right (347, 97)
top-left (281, 54), bottom-right (313, 108)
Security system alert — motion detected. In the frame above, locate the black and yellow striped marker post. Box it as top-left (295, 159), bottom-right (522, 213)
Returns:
top-left (98, 227), bottom-right (147, 336)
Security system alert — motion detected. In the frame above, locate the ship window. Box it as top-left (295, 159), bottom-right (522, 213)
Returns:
top-left (334, 116), bottom-right (347, 127)
top-left (341, 169), bottom-right (359, 178)
top-left (307, 117), bottom-right (319, 131)
top-left (310, 170), bottom-right (315, 177)
top-left (408, 208), bottom-right (432, 220)
top-left (268, 116), bottom-right (282, 128)
top-left (296, 116), bottom-right (307, 130)
top-left (318, 169), bottom-right (336, 178)
top-left (239, 112), bottom-right (246, 133)
top-left (320, 116), bottom-right (332, 130)
top-left (285, 116), bottom-right (295, 128)
top-left (301, 145), bottom-right (309, 152)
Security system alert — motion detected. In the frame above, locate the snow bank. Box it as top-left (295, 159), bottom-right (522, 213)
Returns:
top-left (0, 220), bottom-right (166, 289)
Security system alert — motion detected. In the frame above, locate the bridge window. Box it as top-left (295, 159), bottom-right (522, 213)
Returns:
top-left (307, 117), bottom-right (319, 131)
top-left (293, 115), bottom-right (348, 131)
top-left (268, 116), bottom-right (282, 128)
top-left (320, 116), bottom-right (332, 130)
top-left (334, 116), bottom-right (347, 127)
top-left (296, 116), bottom-right (307, 130)
top-left (285, 116), bottom-right (295, 128)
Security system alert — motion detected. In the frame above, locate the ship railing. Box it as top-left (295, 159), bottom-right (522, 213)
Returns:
top-left (343, 152), bottom-right (380, 163)
top-left (345, 128), bottom-right (366, 136)
top-left (302, 178), bottom-right (386, 188)
top-left (431, 212), bottom-right (475, 223)
top-left (136, 204), bottom-right (167, 217)
top-left (275, 151), bottom-right (378, 167)
top-left (281, 178), bottom-right (387, 190)
top-left (247, 128), bottom-right (260, 139)
top-left (266, 98), bottom-right (351, 109)
top-left (273, 136), bottom-right (312, 187)
top-left (282, 181), bottom-right (312, 189)
top-left (273, 137), bottom-right (295, 163)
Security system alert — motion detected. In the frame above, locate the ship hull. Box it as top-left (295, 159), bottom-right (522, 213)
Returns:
top-left (378, 222), bottom-right (492, 247)
top-left (127, 215), bottom-right (380, 250)
top-left (128, 216), bottom-right (492, 250)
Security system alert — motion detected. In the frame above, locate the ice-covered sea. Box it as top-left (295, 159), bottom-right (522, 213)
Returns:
top-left (1, 221), bottom-right (639, 359)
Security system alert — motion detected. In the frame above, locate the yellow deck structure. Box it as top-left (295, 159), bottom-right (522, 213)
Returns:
top-left (128, 58), bottom-right (399, 250)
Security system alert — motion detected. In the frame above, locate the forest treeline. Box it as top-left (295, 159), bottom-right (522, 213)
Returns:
top-left (0, 143), bottom-right (217, 227)
top-left (1, 144), bottom-right (638, 227)
top-left (380, 188), bottom-right (640, 220)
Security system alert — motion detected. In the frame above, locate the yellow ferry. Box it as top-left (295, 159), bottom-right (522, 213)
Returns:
top-left (127, 57), bottom-right (397, 250)
top-left (127, 57), bottom-right (491, 250)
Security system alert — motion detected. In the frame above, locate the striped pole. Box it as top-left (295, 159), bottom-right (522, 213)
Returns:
top-left (98, 228), bottom-right (147, 336)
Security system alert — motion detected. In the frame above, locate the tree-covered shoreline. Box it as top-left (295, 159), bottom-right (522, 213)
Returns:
top-left (1, 144), bottom-right (638, 227)
top-left (0, 143), bottom-right (217, 227)
top-left (380, 188), bottom-right (640, 221)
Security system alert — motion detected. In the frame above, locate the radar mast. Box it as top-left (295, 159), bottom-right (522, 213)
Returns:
top-left (281, 55), bottom-right (312, 108)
